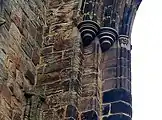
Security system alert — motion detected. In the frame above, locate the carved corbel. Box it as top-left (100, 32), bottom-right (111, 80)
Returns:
top-left (77, 0), bottom-right (100, 46)
top-left (98, 27), bottom-right (118, 52)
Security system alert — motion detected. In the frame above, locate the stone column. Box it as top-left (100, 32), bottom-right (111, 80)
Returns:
top-left (101, 36), bottom-right (132, 120)
top-left (79, 40), bottom-right (102, 120)
top-left (100, 1), bottom-right (141, 120)
top-left (77, 0), bottom-right (103, 119)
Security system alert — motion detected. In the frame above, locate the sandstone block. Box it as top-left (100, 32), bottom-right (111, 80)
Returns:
top-left (24, 69), bottom-right (35, 85)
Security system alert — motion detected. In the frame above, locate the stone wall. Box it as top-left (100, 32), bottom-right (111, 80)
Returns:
top-left (36, 0), bottom-right (82, 119)
top-left (0, 0), bottom-right (45, 119)
top-left (0, 0), bottom-right (139, 120)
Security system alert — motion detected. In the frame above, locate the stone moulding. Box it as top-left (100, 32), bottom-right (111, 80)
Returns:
top-left (77, 0), bottom-right (142, 52)
top-left (98, 27), bottom-right (118, 52)
top-left (77, 20), bottom-right (100, 46)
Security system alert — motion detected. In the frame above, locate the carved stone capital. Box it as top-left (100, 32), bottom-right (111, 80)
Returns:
top-left (119, 35), bottom-right (131, 50)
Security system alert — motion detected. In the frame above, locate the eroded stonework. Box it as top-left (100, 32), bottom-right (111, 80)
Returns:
top-left (0, 0), bottom-right (45, 119)
top-left (0, 0), bottom-right (141, 120)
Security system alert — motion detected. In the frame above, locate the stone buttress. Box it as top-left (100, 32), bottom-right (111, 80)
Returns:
top-left (36, 0), bottom-right (82, 119)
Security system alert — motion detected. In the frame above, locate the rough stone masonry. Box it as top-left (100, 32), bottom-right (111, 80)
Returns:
top-left (0, 0), bottom-right (142, 120)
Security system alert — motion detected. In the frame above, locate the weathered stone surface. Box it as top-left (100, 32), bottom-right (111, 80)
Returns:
top-left (44, 91), bottom-right (78, 109)
top-left (43, 58), bottom-right (72, 73)
top-left (56, 107), bottom-right (66, 119)
top-left (102, 79), bottom-right (118, 91)
top-left (0, 0), bottom-right (138, 119)
top-left (21, 38), bottom-right (33, 58)
top-left (83, 42), bottom-right (95, 55)
top-left (0, 0), bottom-right (45, 119)
top-left (82, 84), bottom-right (100, 97)
top-left (0, 63), bottom-right (8, 83)
top-left (41, 46), bottom-right (53, 56)
top-left (81, 110), bottom-right (98, 120)
top-left (32, 47), bottom-right (40, 66)
top-left (1, 85), bottom-right (12, 104)
top-left (42, 109), bottom-right (54, 120)
top-left (45, 80), bottom-right (68, 93)
top-left (79, 97), bottom-right (100, 113)
top-left (111, 101), bottom-right (132, 116)
top-left (82, 73), bottom-right (97, 85)
top-left (66, 105), bottom-right (78, 119)
top-left (12, 111), bottom-right (21, 120)
top-left (102, 48), bottom-right (117, 62)
top-left (102, 59), bottom-right (117, 69)
top-left (83, 54), bottom-right (95, 66)
top-left (102, 67), bottom-right (117, 80)
top-left (102, 89), bottom-right (132, 104)
top-left (37, 72), bottom-right (60, 85)
top-left (41, 48), bottom-right (75, 64)
top-left (102, 104), bottom-right (110, 115)
top-left (24, 70), bottom-right (35, 85)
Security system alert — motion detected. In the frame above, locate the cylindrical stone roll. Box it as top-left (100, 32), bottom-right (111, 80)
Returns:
top-left (77, 20), bottom-right (100, 46)
top-left (98, 27), bottom-right (118, 52)
top-left (78, 0), bottom-right (101, 46)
